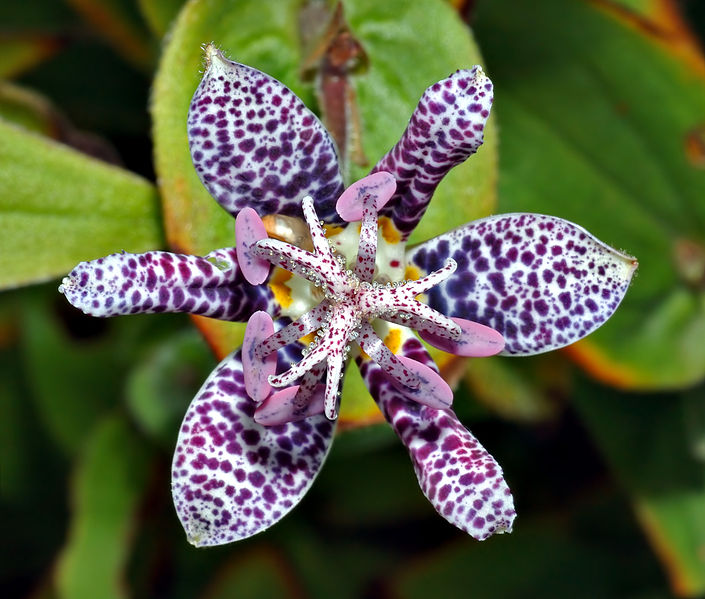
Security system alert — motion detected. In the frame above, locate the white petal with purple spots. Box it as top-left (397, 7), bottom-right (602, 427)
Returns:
top-left (188, 45), bottom-right (344, 223)
top-left (372, 66), bottom-right (493, 238)
top-left (407, 213), bottom-right (638, 355)
top-left (358, 335), bottom-right (515, 540)
top-left (172, 350), bottom-right (335, 546)
top-left (59, 247), bottom-right (275, 321)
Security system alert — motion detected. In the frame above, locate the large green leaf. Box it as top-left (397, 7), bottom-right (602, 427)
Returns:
top-left (55, 415), bottom-right (154, 599)
top-left (152, 0), bottom-right (496, 421)
top-left (574, 381), bottom-right (705, 597)
top-left (0, 119), bottom-right (163, 288)
top-left (17, 287), bottom-right (165, 456)
top-left (474, 0), bottom-right (705, 389)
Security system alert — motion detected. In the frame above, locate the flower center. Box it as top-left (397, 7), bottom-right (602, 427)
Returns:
top-left (235, 172), bottom-right (503, 425)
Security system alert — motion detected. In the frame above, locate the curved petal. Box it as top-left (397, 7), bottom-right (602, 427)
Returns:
top-left (372, 67), bottom-right (493, 239)
top-left (356, 333), bottom-right (515, 540)
top-left (172, 350), bottom-right (336, 546)
top-left (406, 213), bottom-right (638, 355)
top-left (59, 247), bottom-right (275, 321)
top-left (188, 45), bottom-right (344, 222)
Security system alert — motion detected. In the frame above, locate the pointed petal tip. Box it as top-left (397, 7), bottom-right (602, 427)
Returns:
top-left (202, 42), bottom-right (229, 71)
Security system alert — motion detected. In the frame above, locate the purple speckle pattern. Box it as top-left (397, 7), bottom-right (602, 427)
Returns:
top-left (407, 213), bottom-right (637, 355)
top-left (371, 67), bottom-right (493, 238)
top-left (188, 47), bottom-right (344, 223)
top-left (172, 350), bottom-right (335, 546)
top-left (358, 336), bottom-right (515, 540)
top-left (58, 247), bottom-right (274, 321)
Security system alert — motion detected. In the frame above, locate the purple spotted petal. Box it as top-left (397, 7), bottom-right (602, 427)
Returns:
top-left (172, 350), bottom-right (335, 546)
top-left (371, 67), bottom-right (493, 239)
top-left (406, 213), bottom-right (638, 355)
top-left (357, 336), bottom-right (515, 540)
top-left (188, 45), bottom-right (344, 222)
top-left (59, 248), bottom-right (274, 321)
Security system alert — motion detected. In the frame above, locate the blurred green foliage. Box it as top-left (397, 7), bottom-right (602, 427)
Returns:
top-left (1, 1), bottom-right (704, 598)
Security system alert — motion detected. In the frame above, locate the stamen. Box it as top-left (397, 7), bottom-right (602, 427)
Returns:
top-left (255, 303), bottom-right (330, 359)
top-left (356, 322), bottom-right (419, 388)
top-left (301, 196), bottom-right (332, 255)
top-left (241, 172), bottom-right (502, 423)
top-left (400, 258), bottom-right (457, 296)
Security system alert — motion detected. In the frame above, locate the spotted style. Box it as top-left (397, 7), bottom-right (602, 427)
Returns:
top-left (188, 49), bottom-right (344, 223)
top-left (407, 213), bottom-right (638, 355)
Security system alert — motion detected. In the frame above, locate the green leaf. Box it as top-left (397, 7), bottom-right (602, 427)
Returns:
top-left (392, 518), bottom-right (671, 598)
top-left (19, 286), bottom-right (167, 456)
top-left (0, 330), bottom-right (69, 587)
top-left (474, 0), bottom-right (705, 389)
top-left (201, 547), bottom-right (301, 599)
top-left (125, 328), bottom-right (215, 448)
top-left (574, 381), bottom-right (705, 597)
top-left (55, 414), bottom-right (154, 599)
top-left (0, 81), bottom-right (59, 136)
top-left (64, 0), bottom-right (155, 70)
top-left (0, 35), bottom-right (61, 78)
top-left (344, 0), bottom-right (497, 244)
top-left (0, 118), bottom-right (163, 288)
top-left (463, 354), bottom-right (565, 423)
top-left (152, 0), bottom-right (496, 423)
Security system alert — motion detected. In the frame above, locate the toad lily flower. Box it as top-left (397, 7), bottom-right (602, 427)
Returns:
top-left (59, 45), bottom-right (637, 546)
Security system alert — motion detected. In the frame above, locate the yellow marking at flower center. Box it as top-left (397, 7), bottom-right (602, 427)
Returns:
top-left (300, 331), bottom-right (317, 345)
top-left (379, 216), bottom-right (401, 244)
top-left (404, 264), bottom-right (421, 281)
top-left (323, 224), bottom-right (345, 237)
top-left (269, 269), bottom-right (293, 308)
top-left (383, 328), bottom-right (402, 354)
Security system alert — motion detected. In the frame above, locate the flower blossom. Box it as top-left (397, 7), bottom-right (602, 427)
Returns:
top-left (59, 44), bottom-right (637, 546)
